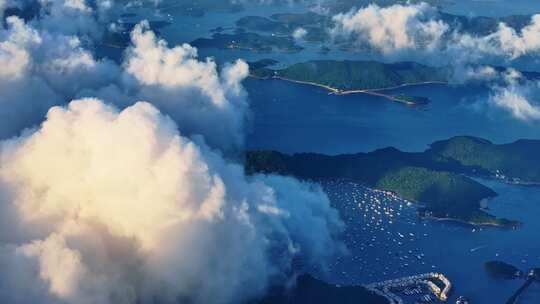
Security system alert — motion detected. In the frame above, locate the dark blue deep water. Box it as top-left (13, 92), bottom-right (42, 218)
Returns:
top-left (244, 79), bottom-right (540, 303)
top-left (315, 179), bottom-right (540, 304)
top-left (155, 4), bottom-right (540, 303)
top-left (245, 79), bottom-right (540, 155)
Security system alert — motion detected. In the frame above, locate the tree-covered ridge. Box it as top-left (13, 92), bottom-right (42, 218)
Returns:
top-left (245, 136), bottom-right (540, 227)
top-left (252, 60), bottom-right (450, 91)
top-left (376, 167), bottom-right (490, 212)
top-left (245, 150), bottom-right (504, 226)
top-left (428, 136), bottom-right (540, 183)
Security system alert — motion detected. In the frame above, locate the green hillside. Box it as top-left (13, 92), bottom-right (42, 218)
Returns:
top-left (245, 135), bottom-right (540, 227)
top-left (253, 60), bottom-right (450, 91)
top-left (428, 136), bottom-right (540, 183)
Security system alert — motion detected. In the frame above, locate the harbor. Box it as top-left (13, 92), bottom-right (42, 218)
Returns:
top-left (366, 273), bottom-right (452, 304)
top-left (302, 179), bottom-right (540, 303)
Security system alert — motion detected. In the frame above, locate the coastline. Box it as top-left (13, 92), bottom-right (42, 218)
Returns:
top-left (420, 214), bottom-right (520, 229)
top-left (370, 185), bottom-right (519, 228)
top-left (312, 178), bottom-right (513, 229)
top-left (469, 174), bottom-right (540, 188)
top-left (494, 178), bottom-right (540, 187)
top-left (249, 74), bottom-right (447, 106)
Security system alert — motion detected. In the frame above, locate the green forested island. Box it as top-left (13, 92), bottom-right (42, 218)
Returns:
top-left (250, 60), bottom-right (449, 105)
top-left (236, 16), bottom-right (292, 35)
top-left (427, 137), bottom-right (540, 184)
top-left (251, 60), bottom-right (450, 91)
top-left (246, 136), bottom-right (540, 227)
top-left (253, 274), bottom-right (388, 304)
top-left (248, 59), bottom-right (539, 106)
top-left (233, 9), bottom-right (533, 47)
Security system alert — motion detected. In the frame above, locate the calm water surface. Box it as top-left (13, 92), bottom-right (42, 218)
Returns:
top-left (244, 76), bottom-right (540, 303)
top-left (245, 78), bottom-right (540, 154)
top-left (316, 179), bottom-right (540, 304)
top-left (441, 0), bottom-right (540, 17)
top-left (155, 4), bottom-right (540, 303)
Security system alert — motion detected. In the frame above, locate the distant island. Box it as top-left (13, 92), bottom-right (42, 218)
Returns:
top-left (236, 12), bottom-right (330, 42)
top-left (157, 0), bottom-right (243, 17)
top-left (253, 274), bottom-right (389, 304)
top-left (235, 10), bottom-right (521, 41)
top-left (233, 10), bottom-right (533, 48)
top-left (246, 136), bottom-right (540, 227)
top-left (250, 60), bottom-right (450, 105)
top-left (101, 20), bottom-right (171, 49)
top-left (191, 31), bottom-right (303, 53)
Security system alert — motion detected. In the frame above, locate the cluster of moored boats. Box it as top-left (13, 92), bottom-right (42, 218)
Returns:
top-left (322, 180), bottom-right (438, 279)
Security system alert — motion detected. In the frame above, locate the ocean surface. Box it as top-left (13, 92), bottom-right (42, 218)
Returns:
top-left (153, 3), bottom-right (540, 303)
top-left (441, 0), bottom-right (540, 17)
top-left (315, 178), bottom-right (540, 304)
top-left (243, 76), bottom-right (540, 303)
top-left (245, 78), bottom-right (540, 154)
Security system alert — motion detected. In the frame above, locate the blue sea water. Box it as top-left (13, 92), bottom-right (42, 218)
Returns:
top-left (315, 179), bottom-right (540, 304)
top-left (153, 3), bottom-right (540, 303)
top-left (245, 78), bottom-right (540, 154)
top-left (243, 78), bottom-right (540, 302)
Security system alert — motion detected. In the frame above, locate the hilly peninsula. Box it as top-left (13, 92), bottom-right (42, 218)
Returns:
top-left (246, 136), bottom-right (540, 227)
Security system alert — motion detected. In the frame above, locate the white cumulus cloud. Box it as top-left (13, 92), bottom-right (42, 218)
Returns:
top-left (0, 98), bottom-right (343, 304)
top-left (331, 3), bottom-right (448, 54)
top-left (0, 15), bottom-right (120, 138)
top-left (120, 21), bottom-right (250, 151)
top-left (488, 81), bottom-right (540, 121)
top-left (0, 3), bottom-right (346, 304)
top-left (329, 2), bottom-right (540, 67)
top-left (454, 14), bottom-right (540, 60)
top-left (292, 27), bottom-right (307, 40)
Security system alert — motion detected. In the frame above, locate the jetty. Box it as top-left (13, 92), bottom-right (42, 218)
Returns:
top-left (366, 272), bottom-right (451, 304)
